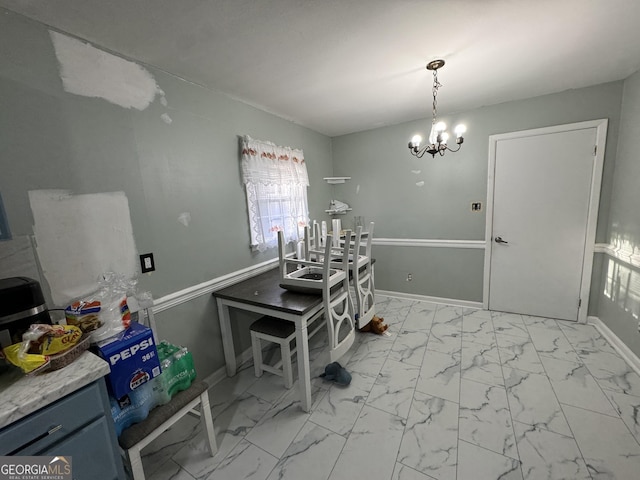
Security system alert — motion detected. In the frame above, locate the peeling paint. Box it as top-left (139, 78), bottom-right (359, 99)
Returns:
top-left (416, 181), bottom-right (425, 187)
top-left (159, 91), bottom-right (168, 107)
top-left (178, 212), bottom-right (191, 226)
top-left (161, 113), bottom-right (173, 124)
top-left (411, 170), bottom-right (421, 174)
top-left (50, 31), bottom-right (163, 111)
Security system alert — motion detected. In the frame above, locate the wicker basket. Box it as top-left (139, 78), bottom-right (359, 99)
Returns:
top-left (47, 334), bottom-right (91, 371)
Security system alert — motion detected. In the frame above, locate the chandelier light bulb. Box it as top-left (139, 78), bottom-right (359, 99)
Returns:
top-left (411, 134), bottom-right (422, 146)
top-left (435, 121), bottom-right (447, 132)
top-left (455, 124), bottom-right (467, 137)
top-left (440, 132), bottom-right (449, 144)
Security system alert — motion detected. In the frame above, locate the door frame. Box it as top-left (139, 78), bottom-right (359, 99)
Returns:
top-left (483, 119), bottom-right (608, 323)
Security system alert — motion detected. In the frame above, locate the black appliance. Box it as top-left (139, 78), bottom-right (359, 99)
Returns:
top-left (0, 277), bottom-right (52, 348)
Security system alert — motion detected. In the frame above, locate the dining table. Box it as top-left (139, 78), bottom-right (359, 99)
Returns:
top-left (212, 266), bottom-right (326, 412)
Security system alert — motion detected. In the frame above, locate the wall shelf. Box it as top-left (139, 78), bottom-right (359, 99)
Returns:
top-left (325, 208), bottom-right (352, 215)
top-left (323, 177), bottom-right (351, 184)
top-left (324, 177), bottom-right (351, 214)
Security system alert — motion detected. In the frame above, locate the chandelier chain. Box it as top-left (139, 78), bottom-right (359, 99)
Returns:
top-left (432, 69), bottom-right (441, 126)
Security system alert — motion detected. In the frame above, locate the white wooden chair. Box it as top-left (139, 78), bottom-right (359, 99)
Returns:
top-left (312, 222), bottom-right (376, 329)
top-left (118, 307), bottom-right (217, 480)
top-left (250, 231), bottom-right (356, 385)
top-left (351, 223), bottom-right (376, 328)
top-left (322, 232), bottom-right (357, 361)
top-left (303, 221), bottom-right (324, 262)
top-left (278, 227), bottom-right (345, 294)
top-left (301, 221), bottom-right (328, 264)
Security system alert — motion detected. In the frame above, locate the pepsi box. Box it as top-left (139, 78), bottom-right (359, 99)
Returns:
top-left (95, 322), bottom-right (161, 399)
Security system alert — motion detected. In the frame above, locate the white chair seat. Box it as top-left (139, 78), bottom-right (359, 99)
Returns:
top-left (278, 264), bottom-right (343, 295)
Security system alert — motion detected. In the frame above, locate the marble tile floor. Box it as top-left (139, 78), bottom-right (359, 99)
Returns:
top-left (140, 296), bottom-right (640, 480)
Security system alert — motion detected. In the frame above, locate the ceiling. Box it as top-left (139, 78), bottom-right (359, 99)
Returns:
top-left (2, 0), bottom-right (640, 137)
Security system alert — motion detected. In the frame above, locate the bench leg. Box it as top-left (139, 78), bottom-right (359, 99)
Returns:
top-left (281, 341), bottom-right (293, 389)
top-left (127, 445), bottom-right (145, 480)
top-left (251, 332), bottom-right (263, 378)
top-left (199, 390), bottom-right (218, 456)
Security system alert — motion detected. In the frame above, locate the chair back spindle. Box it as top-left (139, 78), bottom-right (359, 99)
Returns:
top-left (323, 232), bottom-right (356, 362)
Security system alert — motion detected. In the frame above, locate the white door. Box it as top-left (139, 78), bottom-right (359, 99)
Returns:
top-left (485, 121), bottom-right (607, 321)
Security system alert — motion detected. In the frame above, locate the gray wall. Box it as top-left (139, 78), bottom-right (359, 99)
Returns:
top-left (331, 82), bottom-right (624, 302)
top-left (2, 6), bottom-right (639, 375)
top-left (0, 9), bottom-right (334, 379)
top-left (595, 69), bottom-right (640, 356)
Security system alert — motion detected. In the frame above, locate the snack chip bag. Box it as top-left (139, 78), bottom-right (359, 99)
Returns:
top-left (2, 343), bottom-right (50, 374)
top-left (65, 299), bottom-right (103, 333)
top-left (22, 324), bottom-right (83, 356)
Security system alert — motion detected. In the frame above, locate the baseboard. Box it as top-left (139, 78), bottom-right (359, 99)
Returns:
top-left (588, 315), bottom-right (640, 376)
top-left (202, 347), bottom-right (254, 387)
top-left (376, 290), bottom-right (484, 309)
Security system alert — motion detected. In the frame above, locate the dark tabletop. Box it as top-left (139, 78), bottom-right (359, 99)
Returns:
top-left (212, 267), bottom-right (323, 315)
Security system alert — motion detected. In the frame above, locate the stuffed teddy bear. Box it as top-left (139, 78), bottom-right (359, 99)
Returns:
top-left (359, 315), bottom-right (388, 334)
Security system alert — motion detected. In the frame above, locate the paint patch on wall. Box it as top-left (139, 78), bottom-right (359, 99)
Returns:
top-left (411, 170), bottom-right (421, 175)
top-left (161, 113), bottom-right (173, 124)
top-left (177, 212), bottom-right (191, 227)
top-left (49, 31), bottom-right (165, 111)
top-left (416, 181), bottom-right (425, 187)
top-left (29, 190), bottom-right (137, 306)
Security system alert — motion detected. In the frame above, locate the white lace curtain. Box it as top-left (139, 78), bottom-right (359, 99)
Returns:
top-left (241, 135), bottom-right (310, 252)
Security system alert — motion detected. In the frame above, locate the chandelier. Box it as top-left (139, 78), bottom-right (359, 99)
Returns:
top-left (408, 59), bottom-right (466, 158)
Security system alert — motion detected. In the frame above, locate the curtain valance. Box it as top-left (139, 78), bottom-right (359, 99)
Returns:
top-left (241, 136), bottom-right (309, 186)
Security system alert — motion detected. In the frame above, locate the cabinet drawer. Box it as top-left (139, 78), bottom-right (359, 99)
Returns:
top-left (42, 416), bottom-right (121, 480)
top-left (0, 382), bottom-right (103, 455)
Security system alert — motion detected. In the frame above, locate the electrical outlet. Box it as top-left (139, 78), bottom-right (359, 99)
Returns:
top-left (140, 253), bottom-right (155, 273)
top-left (471, 202), bottom-right (483, 212)
top-left (407, 273), bottom-right (412, 282)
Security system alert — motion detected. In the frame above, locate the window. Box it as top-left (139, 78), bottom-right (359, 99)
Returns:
top-left (241, 136), bottom-right (309, 252)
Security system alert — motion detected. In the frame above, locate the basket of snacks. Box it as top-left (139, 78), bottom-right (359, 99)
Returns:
top-left (1, 324), bottom-right (88, 375)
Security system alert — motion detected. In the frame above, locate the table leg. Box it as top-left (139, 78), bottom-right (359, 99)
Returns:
top-left (216, 299), bottom-right (236, 376)
top-left (295, 319), bottom-right (312, 412)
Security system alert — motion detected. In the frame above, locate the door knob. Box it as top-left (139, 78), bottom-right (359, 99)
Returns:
top-left (495, 236), bottom-right (508, 244)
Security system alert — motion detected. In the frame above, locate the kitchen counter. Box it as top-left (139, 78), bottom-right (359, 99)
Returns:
top-left (0, 351), bottom-right (110, 428)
